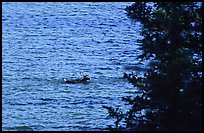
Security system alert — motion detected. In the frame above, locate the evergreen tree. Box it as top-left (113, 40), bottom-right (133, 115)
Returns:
top-left (103, 2), bottom-right (202, 131)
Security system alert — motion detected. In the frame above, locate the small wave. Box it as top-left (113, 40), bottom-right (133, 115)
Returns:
top-left (2, 18), bottom-right (8, 21)
top-left (3, 61), bottom-right (15, 64)
top-left (61, 105), bottom-right (71, 108)
top-left (5, 125), bottom-right (33, 131)
top-left (34, 56), bottom-right (48, 59)
top-left (94, 71), bottom-right (103, 75)
top-left (98, 23), bottom-right (106, 25)
top-left (24, 34), bottom-right (39, 37)
top-left (124, 65), bottom-right (148, 71)
top-left (21, 77), bottom-right (31, 80)
top-left (104, 39), bottom-right (115, 43)
top-left (93, 40), bottom-right (101, 44)
top-left (108, 24), bottom-right (117, 27)
top-left (34, 102), bottom-right (49, 105)
top-left (16, 126), bottom-right (33, 131)
top-left (40, 98), bottom-right (56, 101)
top-left (52, 126), bottom-right (66, 129)
top-left (98, 67), bottom-right (113, 70)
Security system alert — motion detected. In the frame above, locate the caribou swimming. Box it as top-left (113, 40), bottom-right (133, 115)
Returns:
top-left (64, 73), bottom-right (90, 84)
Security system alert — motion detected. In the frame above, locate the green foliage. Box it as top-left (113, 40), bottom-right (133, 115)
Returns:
top-left (103, 2), bottom-right (202, 131)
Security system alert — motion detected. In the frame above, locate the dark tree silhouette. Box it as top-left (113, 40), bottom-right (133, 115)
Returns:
top-left (103, 2), bottom-right (202, 131)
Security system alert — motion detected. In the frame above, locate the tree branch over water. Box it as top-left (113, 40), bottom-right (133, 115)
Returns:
top-left (103, 2), bottom-right (202, 131)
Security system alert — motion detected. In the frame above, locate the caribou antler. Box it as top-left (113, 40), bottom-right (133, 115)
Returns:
top-left (80, 72), bottom-right (85, 76)
top-left (80, 72), bottom-right (89, 77)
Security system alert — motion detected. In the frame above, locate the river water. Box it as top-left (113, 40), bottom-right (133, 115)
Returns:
top-left (2, 2), bottom-right (146, 131)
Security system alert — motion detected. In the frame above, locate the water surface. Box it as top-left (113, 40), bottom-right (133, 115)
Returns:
top-left (2, 2), bottom-right (145, 131)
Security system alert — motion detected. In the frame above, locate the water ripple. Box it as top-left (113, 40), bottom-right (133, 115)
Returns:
top-left (2, 2), bottom-right (143, 131)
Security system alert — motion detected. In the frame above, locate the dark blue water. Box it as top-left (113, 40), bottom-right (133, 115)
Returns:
top-left (2, 2), bottom-right (146, 131)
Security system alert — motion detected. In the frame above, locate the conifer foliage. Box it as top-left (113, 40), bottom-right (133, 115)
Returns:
top-left (103, 2), bottom-right (202, 131)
